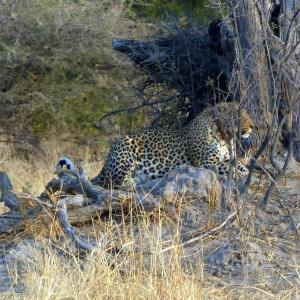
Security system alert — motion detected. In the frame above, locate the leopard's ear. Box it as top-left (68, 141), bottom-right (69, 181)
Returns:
top-left (214, 117), bottom-right (231, 141)
top-left (219, 127), bottom-right (232, 141)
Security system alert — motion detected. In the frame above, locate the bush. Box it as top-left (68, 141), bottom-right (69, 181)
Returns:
top-left (0, 0), bottom-right (146, 148)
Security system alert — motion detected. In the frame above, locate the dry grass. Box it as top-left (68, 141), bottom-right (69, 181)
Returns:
top-left (4, 220), bottom-right (289, 300)
top-left (1, 142), bottom-right (300, 299)
top-left (0, 139), bottom-right (104, 218)
top-left (12, 238), bottom-right (208, 299)
top-left (0, 140), bottom-right (102, 207)
top-left (6, 217), bottom-right (299, 300)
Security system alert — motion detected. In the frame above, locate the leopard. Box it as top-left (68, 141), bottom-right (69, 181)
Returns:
top-left (90, 101), bottom-right (255, 188)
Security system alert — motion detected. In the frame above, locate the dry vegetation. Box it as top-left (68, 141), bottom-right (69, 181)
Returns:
top-left (0, 140), bottom-right (100, 203)
top-left (1, 1), bottom-right (300, 299)
top-left (0, 0), bottom-right (151, 152)
top-left (1, 142), bottom-right (300, 299)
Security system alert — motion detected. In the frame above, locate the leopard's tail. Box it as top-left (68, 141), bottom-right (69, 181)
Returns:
top-left (56, 157), bottom-right (75, 170)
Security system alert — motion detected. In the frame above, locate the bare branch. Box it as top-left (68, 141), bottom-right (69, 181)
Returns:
top-left (160, 211), bottom-right (237, 253)
top-left (93, 93), bottom-right (182, 127)
top-left (261, 128), bottom-right (294, 207)
top-left (55, 200), bottom-right (97, 252)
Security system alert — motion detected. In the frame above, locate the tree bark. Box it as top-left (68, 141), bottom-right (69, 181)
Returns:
top-left (226, 0), bottom-right (300, 157)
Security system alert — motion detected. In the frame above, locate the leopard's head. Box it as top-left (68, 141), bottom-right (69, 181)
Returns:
top-left (240, 109), bottom-right (254, 138)
top-left (212, 102), bottom-right (254, 140)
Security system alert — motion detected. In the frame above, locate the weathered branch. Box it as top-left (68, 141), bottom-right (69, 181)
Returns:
top-left (0, 165), bottom-right (221, 255)
top-left (46, 169), bottom-right (161, 212)
top-left (240, 132), bottom-right (272, 195)
top-left (261, 131), bottom-right (294, 207)
top-left (112, 25), bottom-right (230, 120)
top-left (56, 199), bottom-right (96, 252)
top-left (93, 93), bottom-right (182, 126)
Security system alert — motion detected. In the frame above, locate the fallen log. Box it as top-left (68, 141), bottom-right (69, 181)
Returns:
top-left (0, 166), bottom-right (222, 253)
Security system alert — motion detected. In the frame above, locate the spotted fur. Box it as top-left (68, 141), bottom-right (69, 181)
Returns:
top-left (91, 102), bottom-right (254, 188)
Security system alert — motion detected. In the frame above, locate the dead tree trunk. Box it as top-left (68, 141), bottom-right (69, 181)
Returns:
top-left (222, 0), bottom-right (300, 204)
top-left (225, 0), bottom-right (300, 157)
top-left (111, 1), bottom-right (299, 160)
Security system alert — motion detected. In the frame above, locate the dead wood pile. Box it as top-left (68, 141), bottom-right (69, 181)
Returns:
top-left (0, 165), bottom-right (222, 253)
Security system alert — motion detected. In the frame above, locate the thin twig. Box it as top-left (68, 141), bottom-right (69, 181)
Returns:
top-left (159, 211), bottom-right (237, 253)
top-left (240, 132), bottom-right (271, 195)
top-left (93, 94), bottom-right (182, 126)
top-left (261, 117), bottom-right (294, 207)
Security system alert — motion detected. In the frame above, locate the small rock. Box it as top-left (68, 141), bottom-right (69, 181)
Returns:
top-left (138, 166), bottom-right (222, 206)
top-left (205, 243), bottom-right (231, 267)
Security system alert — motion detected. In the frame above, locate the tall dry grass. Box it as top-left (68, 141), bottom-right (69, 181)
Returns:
top-left (0, 140), bottom-right (102, 213)
top-left (12, 234), bottom-right (209, 299)
top-left (2, 217), bottom-right (275, 300)
top-left (1, 142), bottom-right (299, 300)
top-left (6, 212), bottom-right (296, 300)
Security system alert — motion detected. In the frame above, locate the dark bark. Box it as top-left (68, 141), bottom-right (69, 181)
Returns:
top-left (226, 0), bottom-right (300, 205)
top-left (112, 25), bottom-right (234, 121)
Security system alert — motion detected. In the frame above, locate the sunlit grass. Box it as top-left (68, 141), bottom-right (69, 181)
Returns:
top-left (7, 209), bottom-right (299, 300)
top-left (1, 142), bottom-right (299, 299)
top-left (0, 140), bottom-right (103, 213)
